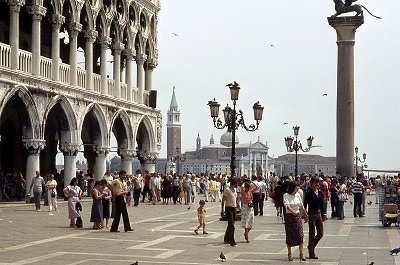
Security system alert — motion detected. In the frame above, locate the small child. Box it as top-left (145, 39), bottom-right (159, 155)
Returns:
top-left (194, 199), bottom-right (208, 235)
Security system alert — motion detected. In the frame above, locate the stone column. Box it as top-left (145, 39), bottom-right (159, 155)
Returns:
top-left (27, 5), bottom-right (46, 76)
top-left (328, 16), bottom-right (364, 177)
top-left (99, 36), bottom-right (111, 95)
top-left (84, 30), bottom-right (97, 91)
top-left (144, 59), bottom-right (156, 91)
top-left (135, 53), bottom-right (146, 104)
top-left (112, 42), bottom-right (124, 98)
top-left (23, 139), bottom-right (46, 195)
top-left (119, 149), bottom-right (135, 175)
top-left (51, 14), bottom-right (65, 81)
top-left (9, 1), bottom-right (23, 70)
top-left (138, 151), bottom-right (157, 173)
top-left (68, 22), bottom-right (82, 86)
top-left (125, 48), bottom-right (135, 101)
top-left (60, 143), bottom-right (80, 187)
top-left (94, 147), bottom-right (109, 181)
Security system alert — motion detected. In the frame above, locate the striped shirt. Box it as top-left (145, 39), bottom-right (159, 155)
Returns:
top-left (351, 181), bottom-right (364, 194)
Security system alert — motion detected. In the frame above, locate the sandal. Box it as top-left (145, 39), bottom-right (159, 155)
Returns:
top-left (287, 254), bottom-right (293, 261)
top-left (299, 254), bottom-right (306, 262)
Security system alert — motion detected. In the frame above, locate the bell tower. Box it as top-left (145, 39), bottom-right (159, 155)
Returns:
top-left (167, 86), bottom-right (181, 157)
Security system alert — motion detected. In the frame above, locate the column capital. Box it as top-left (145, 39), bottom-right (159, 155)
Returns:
top-left (112, 42), bottom-right (125, 53)
top-left (60, 143), bottom-right (81, 156)
top-left (85, 29), bottom-right (98, 43)
top-left (8, 0), bottom-right (25, 12)
top-left (145, 58), bottom-right (158, 70)
top-left (124, 48), bottom-right (136, 58)
top-left (118, 148), bottom-right (136, 159)
top-left (22, 139), bottom-right (46, 154)
top-left (51, 14), bottom-right (65, 29)
top-left (68, 22), bottom-right (83, 38)
top-left (137, 150), bottom-right (158, 164)
top-left (99, 36), bottom-right (112, 46)
top-left (328, 16), bottom-right (364, 42)
top-left (94, 146), bottom-right (110, 157)
top-left (27, 5), bottom-right (46, 20)
top-left (135, 53), bottom-right (147, 63)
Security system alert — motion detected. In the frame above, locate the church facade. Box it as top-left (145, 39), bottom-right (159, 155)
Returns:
top-left (0, 0), bottom-right (162, 191)
top-left (155, 89), bottom-right (271, 177)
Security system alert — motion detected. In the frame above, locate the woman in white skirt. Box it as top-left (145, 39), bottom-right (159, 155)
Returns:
top-left (240, 179), bottom-right (259, 243)
top-left (46, 174), bottom-right (58, 212)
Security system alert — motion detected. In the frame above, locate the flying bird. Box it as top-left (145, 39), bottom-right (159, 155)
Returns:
top-left (187, 206), bottom-right (191, 210)
top-left (349, 201), bottom-right (353, 204)
top-left (367, 201), bottom-right (372, 205)
top-left (269, 44), bottom-right (275, 47)
top-left (390, 246), bottom-right (400, 255)
top-left (367, 262), bottom-right (375, 265)
top-left (219, 252), bottom-right (226, 261)
top-left (171, 32), bottom-right (179, 37)
top-left (322, 93), bottom-right (327, 97)
top-left (130, 261), bottom-right (139, 265)
top-left (282, 122), bottom-right (288, 125)
top-left (347, 101), bottom-right (352, 106)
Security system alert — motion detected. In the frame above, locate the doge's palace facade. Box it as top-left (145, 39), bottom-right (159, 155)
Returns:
top-left (0, 0), bottom-right (162, 191)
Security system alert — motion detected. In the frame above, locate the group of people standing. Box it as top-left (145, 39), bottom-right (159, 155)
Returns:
top-left (63, 171), bottom-right (132, 232)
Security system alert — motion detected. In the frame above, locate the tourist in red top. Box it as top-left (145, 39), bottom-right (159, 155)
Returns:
top-left (240, 179), bottom-right (259, 243)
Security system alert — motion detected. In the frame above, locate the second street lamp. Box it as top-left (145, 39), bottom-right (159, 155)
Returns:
top-left (284, 125), bottom-right (314, 177)
top-left (170, 147), bottom-right (186, 176)
top-left (354, 146), bottom-right (366, 176)
top-left (208, 81), bottom-right (264, 178)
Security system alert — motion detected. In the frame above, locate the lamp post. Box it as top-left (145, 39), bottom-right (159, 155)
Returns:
top-left (208, 81), bottom-right (264, 178)
top-left (354, 146), bottom-right (366, 176)
top-left (170, 147), bottom-right (186, 176)
top-left (284, 125), bottom-right (314, 177)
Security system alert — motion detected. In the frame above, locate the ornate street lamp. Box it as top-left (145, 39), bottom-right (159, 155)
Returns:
top-left (354, 146), bottom-right (366, 176)
top-left (284, 125), bottom-right (314, 177)
top-left (208, 82), bottom-right (264, 178)
top-left (170, 147), bottom-right (186, 176)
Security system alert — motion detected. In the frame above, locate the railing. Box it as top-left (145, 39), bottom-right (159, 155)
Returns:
top-left (40, 57), bottom-right (52, 79)
top-left (93, 73), bottom-right (101, 93)
top-left (120, 83), bottom-right (127, 101)
top-left (0, 42), bottom-right (153, 107)
top-left (107, 79), bottom-right (114, 97)
top-left (0, 44), bottom-right (10, 68)
top-left (132, 87), bottom-right (139, 103)
top-left (18, 50), bottom-right (32, 73)
top-left (77, 68), bottom-right (86, 89)
top-left (59, 62), bottom-right (70, 84)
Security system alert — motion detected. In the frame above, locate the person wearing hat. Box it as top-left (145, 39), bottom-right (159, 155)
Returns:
top-left (304, 176), bottom-right (326, 259)
top-left (221, 177), bottom-right (240, 246)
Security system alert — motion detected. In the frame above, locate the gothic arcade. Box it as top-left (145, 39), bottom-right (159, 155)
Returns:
top-left (0, 0), bottom-right (162, 190)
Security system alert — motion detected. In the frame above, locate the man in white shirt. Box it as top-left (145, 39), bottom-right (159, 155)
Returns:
top-left (221, 178), bottom-right (239, 246)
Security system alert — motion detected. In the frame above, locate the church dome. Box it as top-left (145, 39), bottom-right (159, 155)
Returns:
top-left (220, 131), bottom-right (239, 147)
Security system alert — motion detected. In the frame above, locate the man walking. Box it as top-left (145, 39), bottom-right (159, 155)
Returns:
top-left (221, 177), bottom-right (240, 246)
top-left (110, 170), bottom-right (133, 232)
top-left (29, 171), bottom-right (45, 211)
top-left (351, 175), bottom-right (364, 217)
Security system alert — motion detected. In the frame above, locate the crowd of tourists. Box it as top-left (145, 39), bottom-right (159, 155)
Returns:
top-left (4, 168), bottom-right (400, 261)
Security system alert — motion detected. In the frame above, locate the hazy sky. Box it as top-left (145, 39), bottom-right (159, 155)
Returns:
top-left (152, 0), bottom-right (400, 171)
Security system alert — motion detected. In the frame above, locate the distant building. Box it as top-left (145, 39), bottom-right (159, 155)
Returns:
top-left (271, 154), bottom-right (336, 177)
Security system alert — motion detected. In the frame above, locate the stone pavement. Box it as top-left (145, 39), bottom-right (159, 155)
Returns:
top-left (0, 194), bottom-right (399, 265)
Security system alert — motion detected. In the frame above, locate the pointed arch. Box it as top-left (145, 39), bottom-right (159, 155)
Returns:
top-left (0, 85), bottom-right (41, 139)
top-left (136, 115), bottom-right (156, 152)
top-left (80, 103), bottom-right (108, 147)
top-left (43, 95), bottom-right (78, 132)
top-left (110, 109), bottom-right (134, 151)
